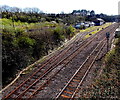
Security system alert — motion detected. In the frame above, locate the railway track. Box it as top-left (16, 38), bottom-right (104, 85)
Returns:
top-left (55, 38), bottom-right (106, 99)
top-left (2, 23), bottom-right (118, 99)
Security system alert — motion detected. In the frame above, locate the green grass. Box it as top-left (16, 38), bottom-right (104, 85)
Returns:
top-left (1, 18), bottom-right (59, 31)
top-left (84, 23), bottom-right (112, 39)
top-left (84, 30), bottom-right (99, 38)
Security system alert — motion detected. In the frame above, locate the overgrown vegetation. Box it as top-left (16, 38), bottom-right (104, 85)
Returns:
top-left (2, 18), bottom-right (76, 86)
top-left (78, 38), bottom-right (120, 99)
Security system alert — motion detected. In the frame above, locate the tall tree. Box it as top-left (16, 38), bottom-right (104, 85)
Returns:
top-left (90, 10), bottom-right (95, 16)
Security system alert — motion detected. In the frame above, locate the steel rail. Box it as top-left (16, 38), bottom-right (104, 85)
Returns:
top-left (70, 42), bottom-right (106, 99)
top-left (55, 38), bottom-right (106, 99)
top-left (3, 42), bottom-right (72, 99)
top-left (15, 32), bottom-right (97, 99)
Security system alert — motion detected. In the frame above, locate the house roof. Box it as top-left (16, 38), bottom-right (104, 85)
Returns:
top-left (96, 18), bottom-right (104, 21)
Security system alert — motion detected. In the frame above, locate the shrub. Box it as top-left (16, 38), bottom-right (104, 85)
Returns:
top-left (17, 36), bottom-right (36, 48)
top-left (53, 26), bottom-right (65, 42)
top-left (66, 25), bottom-right (75, 37)
top-left (15, 27), bottom-right (27, 37)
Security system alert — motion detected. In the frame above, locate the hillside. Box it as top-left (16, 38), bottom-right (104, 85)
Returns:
top-left (2, 18), bottom-right (75, 86)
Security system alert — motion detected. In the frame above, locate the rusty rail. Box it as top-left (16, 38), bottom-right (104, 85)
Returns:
top-left (55, 38), bottom-right (106, 99)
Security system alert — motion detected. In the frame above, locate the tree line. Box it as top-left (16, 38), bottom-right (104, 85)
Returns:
top-left (1, 5), bottom-right (118, 24)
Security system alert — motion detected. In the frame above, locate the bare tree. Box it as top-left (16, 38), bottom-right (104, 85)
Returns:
top-left (32, 7), bottom-right (40, 14)
top-left (1, 5), bottom-right (11, 12)
top-left (11, 7), bottom-right (22, 13)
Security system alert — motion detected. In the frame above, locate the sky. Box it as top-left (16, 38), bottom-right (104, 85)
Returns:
top-left (0, 0), bottom-right (120, 15)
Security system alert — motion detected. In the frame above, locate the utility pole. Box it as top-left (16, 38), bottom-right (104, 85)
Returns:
top-left (106, 32), bottom-right (110, 52)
